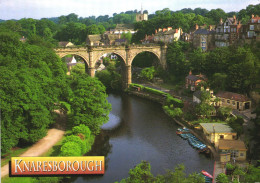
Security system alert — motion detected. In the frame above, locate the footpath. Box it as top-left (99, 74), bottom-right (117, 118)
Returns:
top-left (1, 110), bottom-right (66, 178)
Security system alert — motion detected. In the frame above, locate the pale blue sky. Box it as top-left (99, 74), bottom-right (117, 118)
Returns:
top-left (0, 0), bottom-right (259, 20)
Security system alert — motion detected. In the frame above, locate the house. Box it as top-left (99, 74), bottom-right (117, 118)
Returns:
top-left (86, 35), bottom-right (103, 46)
top-left (110, 24), bottom-right (136, 34)
top-left (247, 14), bottom-right (260, 40)
top-left (103, 34), bottom-right (121, 45)
top-left (219, 139), bottom-right (247, 162)
top-left (215, 16), bottom-right (242, 47)
top-left (58, 41), bottom-right (74, 47)
top-left (193, 26), bottom-right (215, 51)
top-left (185, 71), bottom-right (207, 91)
top-left (141, 34), bottom-right (155, 44)
top-left (216, 91), bottom-right (251, 111)
top-left (200, 123), bottom-right (237, 147)
top-left (154, 27), bottom-right (182, 43)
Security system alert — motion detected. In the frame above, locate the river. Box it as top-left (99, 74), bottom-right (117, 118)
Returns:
top-left (72, 93), bottom-right (214, 183)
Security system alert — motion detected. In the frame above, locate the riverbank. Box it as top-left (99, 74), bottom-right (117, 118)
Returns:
top-left (127, 86), bottom-right (218, 159)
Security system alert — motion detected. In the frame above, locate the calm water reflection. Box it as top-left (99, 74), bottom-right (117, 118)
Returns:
top-left (73, 93), bottom-right (214, 183)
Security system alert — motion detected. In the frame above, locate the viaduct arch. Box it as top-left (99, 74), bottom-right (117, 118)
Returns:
top-left (54, 45), bottom-right (167, 88)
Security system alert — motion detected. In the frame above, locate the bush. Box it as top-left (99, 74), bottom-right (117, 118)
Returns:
top-left (226, 163), bottom-right (235, 170)
top-left (216, 173), bottom-right (229, 183)
top-left (163, 106), bottom-right (183, 118)
top-left (62, 135), bottom-right (86, 155)
top-left (166, 95), bottom-right (184, 108)
top-left (72, 124), bottom-right (91, 139)
top-left (140, 66), bottom-right (156, 81)
top-left (60, 141), bottom-right (82, 156)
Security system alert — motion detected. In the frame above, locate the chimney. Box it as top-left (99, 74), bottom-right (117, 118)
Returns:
top-left (155, 29), bottom-right (158, 34)
top-left (252, 14), bottom-right (255, 18)
top-left (163, 28), bottom-right (167, 32)
top-left (189, 70), bottom-right (192, 75)
top-left (195, 24), bottom-right (199, 30)
top-left (220, 18), bottom-right (223, 24)
top-left (167, 27), bottom-right (172, 31)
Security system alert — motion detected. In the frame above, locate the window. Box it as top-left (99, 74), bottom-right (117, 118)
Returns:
top-left (234, 28), bottom-right (236, 32)
top-left (232, 135), bottom-right (236, 139)
top-left (220, 135), bottom-right (224, 139)
top-left (227, 100), bottom-right (230, 104)
top-left (240, 153), bottom-right (244, 156)
top-left (232, 101), bottom-right (235, 105)
top-left (231, 28), bottom-right (233, 32)
top-left (222, 99), bottom-right (225, 103)
top-left (258, 20), bottom-right (260, 23)
top-left (250, 25), bottom-right (254, 30)
top-left (226, 22), bottom-right (228, 26)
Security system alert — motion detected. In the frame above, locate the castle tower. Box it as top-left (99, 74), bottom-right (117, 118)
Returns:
top-left (136, 5), bottom-right (148, 22)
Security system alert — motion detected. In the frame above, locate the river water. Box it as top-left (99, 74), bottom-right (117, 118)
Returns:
top-left (72, 93), bottom-right (214, 183)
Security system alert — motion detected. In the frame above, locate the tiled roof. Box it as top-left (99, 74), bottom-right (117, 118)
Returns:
top-left (219, 139), bottom-right (247, 150)
top-left (164, 29), bottom-right (178, 35)
top-left (194, 29), bottom-right (215, 35)
top-left (186, 74), bottom-right (199, 81)
top-left (200, 123), bottom-right (235, 133)
top-left (58, 41), bottom-right (71, 47)
top-left (216, 91), bottom-right (250, 102)
top-left (88, 35), bottom-right (102, 42)
top-left (115, 24), bottom-right (135, 30)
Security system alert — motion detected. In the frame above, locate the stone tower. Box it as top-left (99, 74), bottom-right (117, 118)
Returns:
top-left (136, 4), bottom-right (148, 22)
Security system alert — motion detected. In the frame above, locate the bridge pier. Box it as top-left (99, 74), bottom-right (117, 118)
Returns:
top-left (124, 65), bottom-right (132, 89)
top-left (88, 67), bottom-right (95, 77)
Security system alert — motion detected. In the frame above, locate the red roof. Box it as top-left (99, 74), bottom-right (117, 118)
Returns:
top-left (216, 91), bottom-right (250, 102)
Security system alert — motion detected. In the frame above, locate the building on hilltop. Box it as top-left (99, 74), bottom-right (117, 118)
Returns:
top-left (247, 14), bottom-right (260, 40)
top-left (153, 27), bottom-right (182, 43)
top-left (136, 5), bottom-right (148, 22)
top-left (110, 24), bottom-right (136, 35)
top-left (193, 26), bottom-right (215, 51)
top-left (86, 35), bottom-right (103, 46)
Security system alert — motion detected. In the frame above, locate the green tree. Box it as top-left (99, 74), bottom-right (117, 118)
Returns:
top-left (140, 66), bottom-right (156, 81)
top-left (68, 72), bottom-right (111, 134)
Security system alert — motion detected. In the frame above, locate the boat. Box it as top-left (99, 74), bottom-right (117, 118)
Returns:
top-left (201, 170), bottom-right (213, 179)
top-left (176, 127), bottom-right (190, 134)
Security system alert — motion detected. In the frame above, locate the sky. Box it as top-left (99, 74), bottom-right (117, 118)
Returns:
top-left (0, 0), bottom-right (259, 20)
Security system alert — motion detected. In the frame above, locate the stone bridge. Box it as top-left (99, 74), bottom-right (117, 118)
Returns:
top-left (54, 44), bottom-right (167, 88)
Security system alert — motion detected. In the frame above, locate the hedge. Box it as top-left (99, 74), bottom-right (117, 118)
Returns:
top-left (166, 95), bottom-right (184, 108)
top-left (129, 83), bottom-right (144, 90)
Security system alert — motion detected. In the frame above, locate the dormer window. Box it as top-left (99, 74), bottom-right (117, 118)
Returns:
top-left (226, 22), bottom-right (228, 26)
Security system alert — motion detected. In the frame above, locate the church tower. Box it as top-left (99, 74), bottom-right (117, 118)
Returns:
top-left (136, 4), bottom-right (148, 22)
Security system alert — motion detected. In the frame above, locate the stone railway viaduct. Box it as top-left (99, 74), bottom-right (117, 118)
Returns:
top-left (54, 44), bottom-right (167, 88)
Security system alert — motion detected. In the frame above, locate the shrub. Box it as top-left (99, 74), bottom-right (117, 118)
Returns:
top-left (60, 141), bottom-right (81, 156)
top-left (72, 124), bottom-right (91, 139)
top-left (62, 135), bottom-right (86, 155)
top-left (163, 106), bottom-right (183, 118)
top-left (226, 163), bottom-right (235, 170)
top-left (216, 173), bottom-right (229, 183)
top-left (166, 95), bottom-right (184, 108)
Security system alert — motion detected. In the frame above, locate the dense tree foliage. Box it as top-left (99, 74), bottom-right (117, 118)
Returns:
top-left (116, 161), bottom-right (204, 183)
top-left (0, 31), bottom-right (67, 153)
top-left (68, 67), bottom-right (111, 134)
